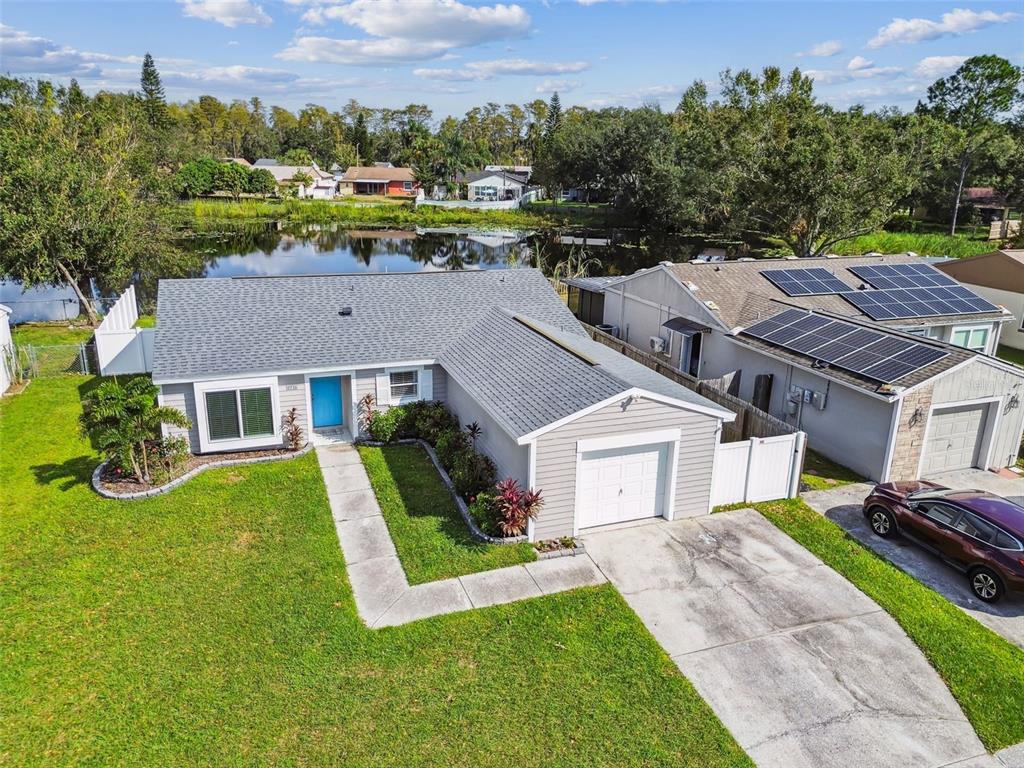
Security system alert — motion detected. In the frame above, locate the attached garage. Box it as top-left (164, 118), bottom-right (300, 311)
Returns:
top-left (921, 402), bottom-right (990, 475)
top-left (576, 434), bottom-right (676, 529)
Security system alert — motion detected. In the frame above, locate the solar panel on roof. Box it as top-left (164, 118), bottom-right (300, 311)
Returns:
top-left (741, 308), bottom-right (948, 384)
top-left (761, 268), bottom-right (853, 296)
top-left (848, 263), bottom-right (959, 290)
top-left (841, 286), bottom-right (999, 320)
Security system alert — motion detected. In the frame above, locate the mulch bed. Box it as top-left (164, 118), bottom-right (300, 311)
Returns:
top-left (97, 447), bottom-right (296, 494)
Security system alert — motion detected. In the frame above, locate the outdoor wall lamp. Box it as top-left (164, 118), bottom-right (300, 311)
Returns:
top-left (908, 406), bottom-right (923, 428)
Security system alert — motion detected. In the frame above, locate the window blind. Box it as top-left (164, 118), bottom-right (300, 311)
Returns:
top-left (240, 388), bottom-right (273, 437)
top-left (205, 391), bottom-right (240, 441)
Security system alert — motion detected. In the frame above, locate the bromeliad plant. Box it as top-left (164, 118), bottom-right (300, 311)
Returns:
top-left (80, 377), bottom-right (191, 484)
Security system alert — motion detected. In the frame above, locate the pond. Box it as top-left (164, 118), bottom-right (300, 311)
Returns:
top-left (2, 222), bottom-right (731, 324)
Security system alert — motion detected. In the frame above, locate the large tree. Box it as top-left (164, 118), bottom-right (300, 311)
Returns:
top-left (918, 55), bottom-right (1022, 234)
top-left (676, 68), bottom-right (915, 257)
top-left (0, 78), bottom-right (169, 324)
top-left (139, 53), bottom-right (168, 130)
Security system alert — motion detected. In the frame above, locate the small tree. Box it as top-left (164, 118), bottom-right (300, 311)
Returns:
top-left (280, 148), bottom-right (312, 165)
top-left (246, 167), bottom-right (277, 196)
top-left (80, 377), bottom-right (191, 484)
top-left (215, 161), bottom-right (249, 200)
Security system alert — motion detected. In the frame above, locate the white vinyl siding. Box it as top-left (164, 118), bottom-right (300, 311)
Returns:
top-left (160, 382), bottom-right (200, 450)
top-left (532, 397), bottom-right (718, 540)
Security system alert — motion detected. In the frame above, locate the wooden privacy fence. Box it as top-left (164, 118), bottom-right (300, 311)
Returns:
top-left (584, 323), bottom-right (797, 443)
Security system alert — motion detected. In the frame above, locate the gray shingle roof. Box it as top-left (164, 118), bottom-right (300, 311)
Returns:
top-left (560, 275), bottom-right (623, 293)
top-left (152, 269), bottom-right (582, 382)
top-left (440, 309), bottom-right (732, 438)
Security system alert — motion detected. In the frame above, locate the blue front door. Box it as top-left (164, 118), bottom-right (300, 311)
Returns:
top-left (310, 376), bottom-right (343, 428)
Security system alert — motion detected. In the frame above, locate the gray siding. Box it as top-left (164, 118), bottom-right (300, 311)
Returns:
top-left (533, 397), bottom-right (719, 540)
top-left (279, 373), bottom-right (307, 442)
top-left (443, 374), bottom-right (528, 485)
top-left (160, 383), bottom-right (200, 450)
top-left (932, 359), bottom-right (1024, 469)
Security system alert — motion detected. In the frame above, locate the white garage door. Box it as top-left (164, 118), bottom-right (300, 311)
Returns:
top-left (577, 443), bottom-right (669, 529)
top-left (922, 404), bottom-right (988, 475)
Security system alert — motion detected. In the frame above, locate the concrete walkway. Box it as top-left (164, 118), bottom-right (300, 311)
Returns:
top-left (802, 472), bottom-right (1024, 649)
top-left (316, 444), bottom-right (606, 627)
top-left (583, 509), bottom-right (988, 768)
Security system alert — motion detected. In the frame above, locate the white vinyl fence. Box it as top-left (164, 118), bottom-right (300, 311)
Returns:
top-left (711, 432), bottom-right (806, 506)
top-left (94, 285), bottom-right (154, 375)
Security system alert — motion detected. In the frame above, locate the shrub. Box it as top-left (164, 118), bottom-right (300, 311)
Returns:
top-left (367, 407), bottom-right (404, 443)
top-left (414, 402), bottom-right (459, 444)
top-left (492, 478), bottom-right (544, 537)
top-left (449, 449), bottom-right (496, 499)
top-left (149, 435), bottom-right (190, 485)
top-left (435, 428), bottom-right (470, 471)
top-left (467, 492), bottom-right (497, 536)
top-left (396, 399), bottom-right (431, 439)
top-left (357, 393), bottom-right (376, 434)
top-left (283, 406), bottom-right (304, 451)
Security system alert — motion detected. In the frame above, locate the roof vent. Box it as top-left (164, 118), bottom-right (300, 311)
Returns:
top-left (685, 281), bottom-right (699, 291)
top-left (339, 307), bottom-right (352, 317)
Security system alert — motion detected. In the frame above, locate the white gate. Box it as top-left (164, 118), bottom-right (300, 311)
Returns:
top-left (94, 285), bottom-right (155, 375)
top-left (711, 432), bottom-right (806, 506)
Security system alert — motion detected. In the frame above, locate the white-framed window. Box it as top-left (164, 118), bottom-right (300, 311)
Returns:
top-left (204, 387), bottom-right (274, 442)
top-left (950, 325), bottom-right (990, 353)
top-left (403, 181), bottom-right (413, 191)
top-left (906, 327), bottom-right (941, 340)
top-left (390, 370), bottom-right (419, 401)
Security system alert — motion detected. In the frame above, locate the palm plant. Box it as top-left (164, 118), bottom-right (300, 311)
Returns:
top-left (552, 245), bottom-right (602, 281)
top-left (80, 377), bottom-right (191, 483)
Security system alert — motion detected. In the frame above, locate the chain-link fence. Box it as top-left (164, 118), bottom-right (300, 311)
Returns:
top-left (17, 342), bottom-right (97, 378)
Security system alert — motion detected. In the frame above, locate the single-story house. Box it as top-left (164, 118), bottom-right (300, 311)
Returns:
top-left (0, 303), bottom-right (12, 394)
top-left (936, 250), bottom-right (1024, 352)
top-left (457, 170), bottom-right (529, 201)
top-left (562, 276), bottom-right (621, 326)
top-left (339, 166), bottom-right (418, 197)
top-left (151, 269), bottom-right (734, 540)
top-left (484, 164), bottom-right (532, 179)
top-left (251, 159), bottom-right (337, 198)
top-left (591, 255), bottom-right (1024, 481)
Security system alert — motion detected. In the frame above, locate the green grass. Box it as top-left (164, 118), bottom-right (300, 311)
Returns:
top-left (997, 344), bottom-right (1024, 368)
top-left (11, 321), bottom-right (94, 345)
top-left (800, 449), bottom-right (865, 491)
top-left (0, 377), bottom-right (750, 767)
top-left (832, 230), bottom-right (993, 258)
top-left (133, 314), bottom-right (156, 328)
top-left (357, 444), bottom-right (536, 584)
top-left (179, 198), bottom-right (572, 229)
top-left (755, 498), bottom-right (1024, 751)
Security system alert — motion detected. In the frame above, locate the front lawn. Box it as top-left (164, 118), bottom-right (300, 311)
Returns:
top-left (0, 377), bottom-right (750, 767)
top-left (800, 449), bottom-right (865, 491)
top-left (358, 443), bottom-right (536, 584)
top-left (756, 498), bottom-right (1024, 751)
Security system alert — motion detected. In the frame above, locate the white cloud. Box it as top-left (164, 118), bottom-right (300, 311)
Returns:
top-left (847, 55), bottom-right (873, 71)
top-left (804, 63), bottom-right (902, 85)
top-left (180, 0), bottom-right (272, 28)
top-left (796, 39), bottom-right (843, 57)
top-left (585, 83), bottom-right (681, 108)
top-left (0, 24), bottom-right (103, 76)
top-left (868, 8), bottom-right (1017, 48)
top-left (535, 78), bottom-right (581, 94)
top-left (414, 58), bottom-right (588, 81)
top-left (914, 55), bottom-right (969, 79)
top-left (282, 0), bottom-right (530, 64)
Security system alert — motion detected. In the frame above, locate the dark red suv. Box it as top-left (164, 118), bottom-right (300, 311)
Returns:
top-left (863, 481), bottom-right (1024, 603)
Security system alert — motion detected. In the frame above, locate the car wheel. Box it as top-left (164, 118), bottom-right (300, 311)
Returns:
top-left (867, 507), bottom-right (897, 538)
top-left (969, 568), bottom-right (1004, 603)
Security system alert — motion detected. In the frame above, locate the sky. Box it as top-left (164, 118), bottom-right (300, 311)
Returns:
top-left (1, 0), bottom-right (1022, 119)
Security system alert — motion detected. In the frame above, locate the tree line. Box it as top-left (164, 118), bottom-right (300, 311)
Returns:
top-left (0, 54), bottom-right (1020, 323)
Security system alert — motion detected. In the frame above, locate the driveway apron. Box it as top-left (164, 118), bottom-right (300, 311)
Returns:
top-left (583, 509), bottom-right (987, 768)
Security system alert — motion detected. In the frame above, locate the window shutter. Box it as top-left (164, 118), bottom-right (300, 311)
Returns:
top-left (419, 367), bottom-right (433, 401)
top-left (375, 371), bottom-right (391, 406)
top-left (240, 388), bottom-right (273, 437)
top-left (205, 391), bottom-right (240, 441)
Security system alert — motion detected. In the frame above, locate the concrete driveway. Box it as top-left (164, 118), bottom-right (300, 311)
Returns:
top-left (584, 509), bottom-right (986, 768)
top-left (802, 469), bottom-right (1024, 649)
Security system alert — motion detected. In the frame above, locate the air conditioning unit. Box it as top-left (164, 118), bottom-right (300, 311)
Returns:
top-left (649, 336), bottom-right (667, 354)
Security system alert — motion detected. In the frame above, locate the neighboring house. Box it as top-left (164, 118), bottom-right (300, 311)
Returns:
top-left (0, 304), bottom-right (12, 394)
top-left (252, 159), bottom-right (337, 198)
top-left (151, 269), bottom-right (735, 540)
top-left (563, 276), bottom-right (621, 326)
top-left (591, 255), bottom-right (1024, 481)
top-left (221, 157), bottom-right (251, 167)
top-left (339, 166), bottom-right (418, 197)
top-left (936, 250), bottom-right (1024, 352)
top-left (456, 170), bottom-right (529, 202)
top-left (484, 164), bottom-right (532, 178)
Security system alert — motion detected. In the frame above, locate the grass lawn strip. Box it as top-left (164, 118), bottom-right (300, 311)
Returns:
top-left (755, 497), bottom-right (1024, 751)
top-left (1, 377), bottom-right (751, 767)
top-left (357, 443), bottom-right (536, 584)
top-left (800, 449), bottom-right (865, 491)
